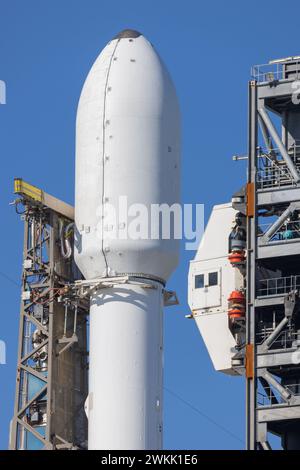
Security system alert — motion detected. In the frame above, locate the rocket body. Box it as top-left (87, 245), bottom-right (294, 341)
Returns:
top-left (75, 30), bottom-right (180, 449)
top-left (88, 281), bottom-right (164, 450)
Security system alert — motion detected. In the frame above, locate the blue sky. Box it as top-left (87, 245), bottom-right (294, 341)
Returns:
top-left (0, 0), bottom-right (299, 450)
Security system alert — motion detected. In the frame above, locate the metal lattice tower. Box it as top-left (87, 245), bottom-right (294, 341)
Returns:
top-left (245, 58), bottom-right (300, 449)
top-left (9, 180), bottom-right (88, 450)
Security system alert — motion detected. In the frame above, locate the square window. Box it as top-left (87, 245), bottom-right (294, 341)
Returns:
top-left (209, 272), bottom-right (218, 286)
top-left (195, 274), bottom-right (204, 289)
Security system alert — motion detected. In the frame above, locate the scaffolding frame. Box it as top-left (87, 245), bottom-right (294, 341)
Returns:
top-left (246, 62), bottom-right (300, 450)
top-left (9, 184), bottom-right (88, 450)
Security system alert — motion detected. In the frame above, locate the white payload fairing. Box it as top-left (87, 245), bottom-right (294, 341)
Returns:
top-left (74, 30), bottom-right (180, 449)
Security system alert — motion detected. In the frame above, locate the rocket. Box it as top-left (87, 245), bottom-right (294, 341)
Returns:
top-left (74, 30), bottom-right (180, 449)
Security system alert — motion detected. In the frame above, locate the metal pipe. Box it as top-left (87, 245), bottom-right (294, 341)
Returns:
top-left (73, 303), bottom-right (78, 335)
top-left (263, 370), bottom-right (292, 402)
top-left (258, 107), bottom-right (300, 182)
top-left (258, 114), bottom-right (273, 153)
top-left (262, 204), bottom-right (293, 243)
top-left (261, 317), bottom-right (289, 351)
top-left (261, 202), bottom-right (300, 243)
top-left (63, 302), bottom-right (68, 337)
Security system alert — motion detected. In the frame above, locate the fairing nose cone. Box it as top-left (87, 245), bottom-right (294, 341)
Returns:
top-left (114, 29), bottom-right (142, 39)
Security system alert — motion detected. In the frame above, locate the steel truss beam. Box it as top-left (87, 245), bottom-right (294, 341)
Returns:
top-left (10, 196), bottom-right (88, 450)
top-left (246, 65), bottom-right (300, 450)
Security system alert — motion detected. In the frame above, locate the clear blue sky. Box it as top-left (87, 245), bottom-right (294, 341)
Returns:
top-left (0, 0), bottom-right (298, 450)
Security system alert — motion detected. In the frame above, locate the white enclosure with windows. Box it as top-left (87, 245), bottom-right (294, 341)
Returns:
top-left (188, 204), bottom-right (243, 374)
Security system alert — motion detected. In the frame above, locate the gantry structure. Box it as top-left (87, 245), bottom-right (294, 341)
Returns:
top-left (9, 179), bottom-right (88, 450)
top-left (241, 58), bottom-right (300, 449)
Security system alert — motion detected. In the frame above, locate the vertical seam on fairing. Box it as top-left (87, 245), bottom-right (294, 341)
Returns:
top-left (101, 39), bottom-right (120, 276)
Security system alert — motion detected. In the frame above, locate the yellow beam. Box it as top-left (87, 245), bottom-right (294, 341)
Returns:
top-left (14, 178), bottom-right (74, 220)
top-left (14, 178), bottom-right (42, 203)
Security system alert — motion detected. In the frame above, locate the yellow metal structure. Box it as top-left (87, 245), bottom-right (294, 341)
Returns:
top-left (14, 178), bottom-right (74, 220)
top-left (14, 178), bottom-right (42, 202)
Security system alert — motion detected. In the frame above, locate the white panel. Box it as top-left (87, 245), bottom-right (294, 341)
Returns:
top-left (188, 204), bottom-right (244, 375)
top-left (189, 258), bottom-right (241, 314)
top-left (194, 203), bottom-right (235, 261)
top-left (191, 268), bottom-right (221, 310)
top-left (194, 312), bottom-right (237, 374)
